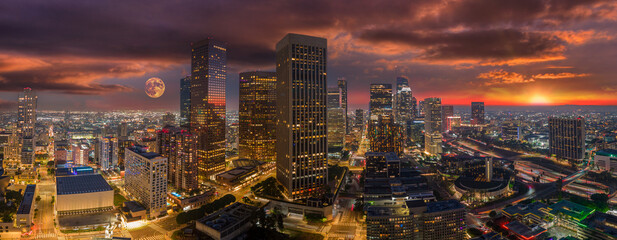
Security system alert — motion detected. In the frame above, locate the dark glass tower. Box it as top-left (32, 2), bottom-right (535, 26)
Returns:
top-left (238, 71), bottom-right (277, 162)
top-left (180, 75), bottom-right (191, 126)
top-left (276, 33), bottom-right (328, 200)
top-left (369, 84), bottom-right (393, 118)
top-left (471, 102), bottom-right (485, 125)
top-left (549, 117), bottom-right (585, 163)
top-left (190, 38), bottom-right (227, 182)
top-left (337, 78), bottom-right (348, 133)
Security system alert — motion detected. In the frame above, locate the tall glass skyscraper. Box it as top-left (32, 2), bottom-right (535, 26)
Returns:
top-left (471, 102), bottom-right (485, 125)
top-left (18, 87), bottom-right (37, 165)
top-left (180, 75), bottom-right (191, 126)
top-left (239, 71), bottom-right (277, 162)
top-left (424, 97), bottom-right (443, 154)
top-left (276, 33), bottom-right (328, 200)
top-left (337, 78), bottom-right (348, 133)
top-left (369, 83), bottom-right (393, 118)
top-left (190, 38), bottom-right (227, 181)
top-left (395, 77), bottom-right (413, 125)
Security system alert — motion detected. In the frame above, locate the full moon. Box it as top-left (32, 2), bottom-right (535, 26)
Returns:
top-left (145, 77), bottom-right (165, 98)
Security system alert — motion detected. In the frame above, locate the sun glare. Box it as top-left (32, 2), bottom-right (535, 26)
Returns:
top-left (529, 95), bottom-right (551, 105)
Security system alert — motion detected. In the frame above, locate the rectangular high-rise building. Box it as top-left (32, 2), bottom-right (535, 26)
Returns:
top-left (18, 87), bottom-right (37, 138)
top-left (337, 78), bottom-right (348, 133)
top-left (471, 102), bottom-right (485, 125)
top-left (365, 152), bottom-right (400, 179)
top-left (99, 136), bottom-right (118, 170)
top-left (369, 84), bottom-right (393, 118)
top-left (238, 71), bottom-right (277, 162)
top-left (368, 114), bottom-right (403, 156)
top-left (395, 77), bottom-right (413, 126)
top-left (424, 98), bottom-right (442, 155)
top-left (190, 38), bottom-right (227, 181)
top-left (327, 107), bottom-right (345, 151)
top-left (157, 126), bottom-right (199, 191)
top-left (18, 88), bottom-right (37, 165)
top-left (355, 109), bottom-right (364, 128)
top-left (549, 117), bottom-right (585, 163)
top-left (441, 105), bottom-right (454, 132)
top-left (327, 88), bottom-right (341, 108)
top-left (125, 146), bottom-right (168, 218)
top-left (180, 75), bottom-right (191, 126)
top-left (275, 33), bottom-right (328, 200)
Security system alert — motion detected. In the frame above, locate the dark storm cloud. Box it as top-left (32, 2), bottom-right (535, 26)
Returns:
top-left (358, 29), bottom-right (564, 61)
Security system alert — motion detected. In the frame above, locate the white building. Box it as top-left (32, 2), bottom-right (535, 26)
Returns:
top-left (56, 173), bottom-right (114, 213)
top-left (125, 145), bottom-right (167, 218)
top-left (99, 136), bottom-right (118, 170)
top-left (594, 149), bottom-right (617, 174)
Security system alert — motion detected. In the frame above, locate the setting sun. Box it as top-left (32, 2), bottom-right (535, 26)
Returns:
top-left (529, 95), bottom-right (551, 105)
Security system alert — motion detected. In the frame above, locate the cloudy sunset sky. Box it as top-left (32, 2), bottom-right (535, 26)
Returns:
top-left (1, 0), bottom-right (617, 111)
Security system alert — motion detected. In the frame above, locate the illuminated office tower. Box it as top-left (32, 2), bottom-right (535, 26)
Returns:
top-left (421, 200), bottom-right (467, 240)
top-left (117, 122), bottom-right (128, 139)
top-left (441, 105), bottom-right (454, 132)
top-left (328, 107), bottom-right (345, 151)
top-left (157, 126), bottom-right (198, 191)
top-left (368, 114), bottom-right (403, 156)
top-left (369, 84), bottom-right (393, 118)
top-left (5, 124), bottom-right (21, 168)
top-left (549, 117), bottom-right (585, 163)
top-left (18, 88), bottom-right (37, 138)
top-left (471, 102), bottom-right (485, 125)
top-left (365, 152), bottom-right (400, 179)
top-left (275, 33), bottom-right (328, 200)
top-left (18, 88), bottom-right (37, 165)
top-left (71, 143), bottom-right (89, 166)
top-left (99, 136), bottom-right (118, 170)
top-left (337, 78), bottom-right (349, 133)
top-left (190, 38), bottom-right (227, 181)
top-left (125, 146), bottom-right (167, 218)
top-left (411, 97), bottom-right (418, 119)
top-left (395, 77), bottom-right (413, 126)
top-left (180, 75), bottom-right (191, 126)
top-left (424, 98), bottom-right (442, 154)
top-left (418, 100), bottom-right (425, 118)
top-left (355, 109), bottom-right (364, 128)
top-left (238, 71), bottom-right (277, 162)
top-left (501, 121), bottom-right (521, 140)
top-left (446, 116), bottom-right (461, 132)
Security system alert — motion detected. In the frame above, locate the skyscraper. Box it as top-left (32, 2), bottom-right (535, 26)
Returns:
top-left (411, 96), bottom-right (418, 119)
top-left (162, 112), bottom-right (175, 126)
top-left (18, 88), bottom-right (37, 138)
top-left (395, 77), bottom-right (413, 125)
top-left (424, 98), bottom-right (442, 154)
top-left (327, 107), bottom-right (345, 151)
top-left (355, 109), bottom-right (364, 128)
top-left (125, 145), bottom-right (168, 218)
top-left (337, 78), bottom-right (348, 133)
top-left (327, 88), bottom-right (341, 108)
top-left (441, 105), bottom-right (454, 132)
top-left (471, 102), bottom-right (485, 125)
top-left (368, 114), bottom-right (403, 156)
top-left (369, 84), bottom-right (393, 118)
top-left (18, 88), bottom-right (37, 165)
top-left (238, 71), bottom-right (277, 162)
top-left (275, 33), bottom-right (328, 200)
top-left (180, 75), bottom-right (191, 126)
top-left (99, 136), bottom-right (118, 170)
top-left (190, 38), bottom-right (227, 181)
top-left (549, 117), bottom-right (585, 163)
top-left (157, 126), bottom-right (198, 191)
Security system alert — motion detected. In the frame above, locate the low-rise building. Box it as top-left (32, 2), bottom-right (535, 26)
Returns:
top-left (195, 202), bottom-right (258, 240)
top-left (15, 184), bottom-right (36, 231)
top-left (56, 173), bottom-right (114, 214)
top-left (215, 166), bottom-right (259, 190)
top-left (594, 149), bottom-right (617, 174)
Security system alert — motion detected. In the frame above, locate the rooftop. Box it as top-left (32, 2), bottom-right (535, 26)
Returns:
top-left (549, 200), bottom-right (595, 221)
top-left (16, 185), bottom-right (36, 214)
top-left (56, 166), bottom-right (95, 176)
top-left (127, 145), bottom-right (162, 159)
top-left (596, 149), bottom-right (617, 158)
top-left (57, 174), bottom-right (113, 195)
top-left (426, 199), bottom-right (465, 213)
top-left (504, 221), bottom-right (546, 239)
top-left (197, 203), bottom-right (257, 233)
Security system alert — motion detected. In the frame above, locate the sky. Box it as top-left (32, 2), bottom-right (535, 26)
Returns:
top-left (1, 0), bottom-right (617, 112)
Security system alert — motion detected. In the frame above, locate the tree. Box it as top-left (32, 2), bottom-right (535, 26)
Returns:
top-left (489, 210), bottom-right (497, 218)
top-left (36, 196), bottom-right (41, 202)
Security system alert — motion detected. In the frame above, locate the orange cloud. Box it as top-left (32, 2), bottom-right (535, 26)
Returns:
top-left (477, 70), bottom-right (535, 86)
top-left (532, 73), bottom-right (590, 79)
top-left (551, 30), bottom-right (613, 45)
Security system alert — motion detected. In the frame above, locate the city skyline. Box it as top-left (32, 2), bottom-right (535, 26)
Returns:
top-left (2, 1), bottom-right (617, 112)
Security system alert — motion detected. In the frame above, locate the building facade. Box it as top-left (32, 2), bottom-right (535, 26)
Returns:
top-left (368, 114), bottom-right (403, 156)
top-left (441, 105), bottom-right (454, 133)
top-left (369, 84), bottom-right (393, 118)
top-left (337, 78), bottom-right (348, 133)
top-left (99, 136), bottom-right (118, 170)
top-left (190, 38), bottom-right (227, 181)
top-left (424, 98), bottom-right (442, 155)
top-left (275, 33), bottom-right (328, 200)
top-left (180, 75), bottom-right (191, 126)
top-left (238, 71), bottom-right (277, 162)
top-left (549, 117), bottom-right (585, 163)
top-left (125, 146), bottom-right (168, 218)
top-left (157, 126), bottom-right (199, 191)
top-left (471, 102), bottom-right (485, 125)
